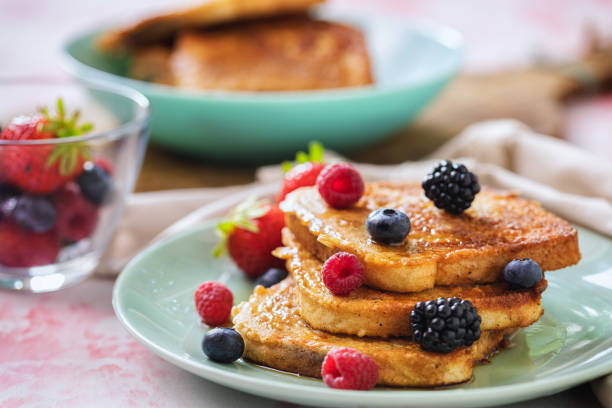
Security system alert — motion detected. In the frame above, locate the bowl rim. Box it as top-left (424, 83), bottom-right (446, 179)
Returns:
top-left (61, 15), bottom-right (464, 103)
top-left (0, 77), bottom-right (150, 146)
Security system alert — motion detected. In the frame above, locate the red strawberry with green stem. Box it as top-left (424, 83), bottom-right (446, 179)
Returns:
top-left (0, 99), bottom-right (94, 194)
top-left (213, 196), bottom-right (285, 278)
top-left (277, 141), bottom-right (325, 203)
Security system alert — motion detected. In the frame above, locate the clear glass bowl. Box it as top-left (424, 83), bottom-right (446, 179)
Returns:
top-left (0, 80), bottom-right (150, 292)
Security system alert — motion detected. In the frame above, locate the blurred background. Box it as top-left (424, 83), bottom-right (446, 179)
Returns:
top-left (2, 0), bottom-right (611, 191)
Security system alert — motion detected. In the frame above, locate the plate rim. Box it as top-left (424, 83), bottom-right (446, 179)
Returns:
top-left (113, 191), bottom-right (612, 407)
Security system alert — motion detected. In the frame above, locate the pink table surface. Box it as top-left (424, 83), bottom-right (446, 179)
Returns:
top-left (1, 1), bottom-right (611, 407)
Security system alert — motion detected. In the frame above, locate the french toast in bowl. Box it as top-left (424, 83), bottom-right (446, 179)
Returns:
top-left (64, 0), bottom-right (463, 160)
top-left (97, 0), bottom-right (371, 92)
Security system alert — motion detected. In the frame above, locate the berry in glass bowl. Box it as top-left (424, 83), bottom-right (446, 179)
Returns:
top-left (0, 80), bottom-right (150, 292)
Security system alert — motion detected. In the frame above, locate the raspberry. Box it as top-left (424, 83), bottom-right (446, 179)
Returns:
top-left (321, 347), bottom-right (378, 390)
top-left (0, 219), bottom-right (61, 267)
top-left (277, 162), bottom-right (325, 203)
top-left (54, 183), bottom-right (99, 241)
top-left (316, 163), bottom-right (364, 209)
top-left (194, 281), bottom-right (233, 326)
top-left (321, 252), bottom-right (365, 295)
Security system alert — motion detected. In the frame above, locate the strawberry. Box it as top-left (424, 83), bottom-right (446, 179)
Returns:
top-left (0, 219), bottom-right (61, 267)
top-left (277, 141), bottom-right (325, 203)
top-left (1, 145), bottom-right (86, 194)
top-left (0, 115), bottom-right (54, 141)
top-left (0, 99), bottom-right (93, 194)
top-left (213, 197), bottom-right (285, 278)
top-left (277, 162), bottom-right (325, 203)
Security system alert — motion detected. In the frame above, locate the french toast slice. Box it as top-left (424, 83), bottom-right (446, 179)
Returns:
top-left (280, 182), bottom-right (580, 293)
top-left (275, 228), bottom-right (546, 338)
top-left (98, 0), bottom-right (324, 52)
top-left (232, 279), bottom-right (507, 387)
top-left (170, 17), bottom-right (372, 91)
top-left (128, 46), bottom-right (175, 85)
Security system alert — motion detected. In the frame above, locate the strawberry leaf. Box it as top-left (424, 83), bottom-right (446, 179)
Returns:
top-left (296, 151), bottom-right (309, 164)
top-left (281, 161), bottom-right (294, 173)
top-left (40, 98), bottom-right (94, 139)
top-left (57, 98), bottom-right (65, 119)
top-left (39, 98), bottom-right (95, 175)
top-left (46, 142), bottom-right (91, 175)
top-left (309, 141), bottom-right (324, 162)
top-left (282, 141), bottom-right (325, 173)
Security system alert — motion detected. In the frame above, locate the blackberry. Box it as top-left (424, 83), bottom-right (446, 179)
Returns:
top-left (422, 160), bottom-right (480, 214)
top-left (410, 297), bottom-right (482, 353)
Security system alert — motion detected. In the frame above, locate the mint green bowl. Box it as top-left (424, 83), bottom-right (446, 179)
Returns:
top-left (62, 10), bottom-right (463, 162)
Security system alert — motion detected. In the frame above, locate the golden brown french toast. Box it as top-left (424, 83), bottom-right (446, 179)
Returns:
top-left (232, 279), bottom-right (507, 387)
top-left (128, 46), bottom-right (174, 85)
top-left (170, 17), bottom-right (373, 91)
top-left (98, 0), bottom-right (324, 52)
top-left (280, 182), bottom-right (580, 293)
top-left (275, 228), bottom-right (546, 337)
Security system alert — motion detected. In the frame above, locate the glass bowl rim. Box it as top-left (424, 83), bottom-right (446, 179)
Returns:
top-left (0, 77), bottom-right (150, 146)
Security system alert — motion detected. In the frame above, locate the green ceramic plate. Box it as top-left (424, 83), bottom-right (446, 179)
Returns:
top-left (114, 191), bottom-right (612, 407)
top-left (62, 9), bottom-right (463, 162)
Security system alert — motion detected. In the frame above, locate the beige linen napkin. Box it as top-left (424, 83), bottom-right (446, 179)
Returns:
top-left (100, 119), bottom-right (612, 406)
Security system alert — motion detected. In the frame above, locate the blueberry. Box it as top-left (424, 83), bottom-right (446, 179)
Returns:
top-left (366, 208), bottom-right (411, 245)
top-left (77, 164), bottom-right (112, 205)
top-left (0, 185), bottom-right (20, 221)
top-left (0, 184), bottom-right (20, 203)
top-left (10, 195), bottom-right (56, 233)
top-left (503, 258), bottom-right (543, 289)
top-left (254, 268), bottom-right (288, 288)
top-left (202, 327), bottom-right (244, 363)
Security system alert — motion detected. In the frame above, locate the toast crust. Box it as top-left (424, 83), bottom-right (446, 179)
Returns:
top-left (170, 18), bottom-right (373, 91)
top-left (276, 228), bottom-right (546, 338)
top-left (232, 279), bottom-right (506, 387)
top-left (280, 182), bottom-right (580, 293)
top-left (98, 0), bottom-right (324, 52)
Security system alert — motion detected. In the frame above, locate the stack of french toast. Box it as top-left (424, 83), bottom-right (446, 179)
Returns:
top-left (232, 164), bottom-right (580, 387)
